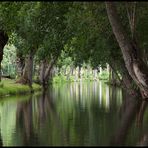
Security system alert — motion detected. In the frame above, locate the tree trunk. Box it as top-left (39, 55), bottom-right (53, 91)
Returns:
top-left (40, 56), bottom-right (58, 90)
top-left (106, 2), bottom-right (148, 99)
top-left (48, 65), bottom-right (54, 81)
top-left (39, 59), bottom-right (47, 85)
top-left (74, 68), bottom-right (78, 81)
top-left (71, 65), bottom-right (74, 76)
top-left (44, 58), bottom-right (56, 82)
top-left (16, 54), bottom-right (25, 78)
top-left (94, 69), bottom-right (98, 80)
top-left (78, 66), bottom-right (81, 79)
top-left (109, 62), bottom-right (122, 86)
top-left (120, 61), bottom-right (140, 97)
top-left (109, 58), bottom-right (140, 97)
top-left (99, 66), bottom-right (102, 75)
top-left (17, 50), bottom-right (34, 92)
top-left (0, 30), bottom-right (8, 81)
top-left (24, 50), bottom-right (34, 90)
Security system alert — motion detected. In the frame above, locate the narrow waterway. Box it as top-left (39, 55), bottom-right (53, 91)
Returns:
top-left (0, 81), bottom-right (147, 146)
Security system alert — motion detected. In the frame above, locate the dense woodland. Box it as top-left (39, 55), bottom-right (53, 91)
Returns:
top-left (0, 2), bottom-right (148, 99)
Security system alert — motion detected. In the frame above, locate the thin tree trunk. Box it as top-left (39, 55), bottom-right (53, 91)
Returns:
top-left (78, 66), bottom-right (81, 79)
top-left (99, 66), bottom-right (102, 75)
top-left (71, 65), bottom-right (74, 76)
top-left (106, 2), bottom-right (148, 98)
top-left (94, 69), bottom-right (97, 80)
top-left (39, 59), bottom-right (47, 85)
top-left (125, 2), bottom-right (137, 39)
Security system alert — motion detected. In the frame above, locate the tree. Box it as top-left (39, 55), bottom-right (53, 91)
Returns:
top-left (105, 2), bottom-right (148, 99)
top-left (0, 2), bottom-right (23, 81)
top-left (36, 2), bottom-right (71, 89)
top-left (64, 2), bottom-right (138, 95)
top-left (14, 2), bottom-right (46, 90)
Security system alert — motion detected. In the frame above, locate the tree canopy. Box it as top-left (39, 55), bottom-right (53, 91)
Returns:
top-left (0, 2), bottom-right (148, 98)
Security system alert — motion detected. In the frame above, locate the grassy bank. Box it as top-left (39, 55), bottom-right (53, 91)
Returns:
top-left (52, 71), bottom-right (109, 84)
top-left (0, 79), bottom-right (41, 97)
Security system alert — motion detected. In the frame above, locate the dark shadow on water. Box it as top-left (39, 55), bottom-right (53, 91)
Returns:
top-left (136, 100), bottom-right (148, 146)
top-left (110, 91), bottom-right (148, 146)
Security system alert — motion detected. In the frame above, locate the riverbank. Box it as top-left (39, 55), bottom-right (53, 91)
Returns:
top-left (52, 71), bottom-right (109, 83)
top-left (0, 79), bottom-right (41, 97)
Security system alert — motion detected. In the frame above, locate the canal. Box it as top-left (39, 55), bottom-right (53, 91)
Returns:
top-left (0, 81), bottom-right (147, 146)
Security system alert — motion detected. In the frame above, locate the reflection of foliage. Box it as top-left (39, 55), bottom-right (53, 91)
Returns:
top-left (57, 50), bottom-right (74, 69)
top-left (0, 82), bottom-right (123, 146)
top-left (99, 71), bottom-right (109, 80)
top-left (0, 102), bottom-right (17, 146)
top-left (0, 96), bottom-right (28, 146)
top-left (50, 82), bottom-right (123, 145)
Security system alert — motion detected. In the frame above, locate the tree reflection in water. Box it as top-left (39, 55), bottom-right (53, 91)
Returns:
top-left (16, 95), bottom-right (37, 146)
top-left (136, 101), bottom-right (148, 146)
top-left (110, 92), bottom-right (141, 146)
top-left (110, 91), bottom-right (148, 146)
top-left (15, 90), bottom-right (67, 146)
top-left (0, 82), bottom-right (147, 146)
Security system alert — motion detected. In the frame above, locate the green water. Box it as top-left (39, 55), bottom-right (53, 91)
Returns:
top-left (0, 81), bottom-right (147, 146)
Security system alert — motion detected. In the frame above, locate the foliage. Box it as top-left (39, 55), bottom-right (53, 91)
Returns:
top-left (99, 71), bottom-right (109, 80)
top-left (64, 2), bottom-right (121, 69)
top-left (0, 1), bottom-right (147, 89)
top-left (2, 44), bottom-right (16, 77)
top-left (0, 2), bottom-right (23, 34)
top-left (36, 2), bottom-right (71, 62)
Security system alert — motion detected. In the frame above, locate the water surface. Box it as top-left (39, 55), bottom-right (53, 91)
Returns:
top-left (0, 81), bottom-right (147, 146)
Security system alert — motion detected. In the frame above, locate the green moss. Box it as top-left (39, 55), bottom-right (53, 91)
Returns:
top-left (0, 79), bottom-right (41, 97)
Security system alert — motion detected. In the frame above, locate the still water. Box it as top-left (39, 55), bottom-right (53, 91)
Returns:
top-left (0, 81), bottom-right (148, 146)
